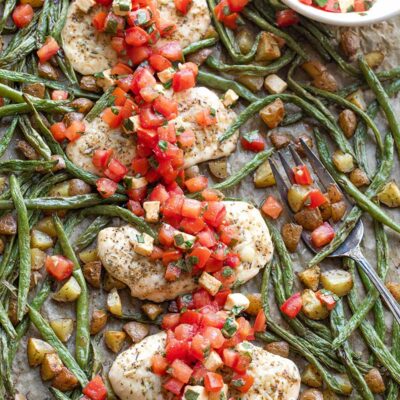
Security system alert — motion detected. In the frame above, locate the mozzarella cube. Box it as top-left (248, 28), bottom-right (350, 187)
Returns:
top-left (173, 231), bottom-right (196, 250)
top-left (112, 0), bottom-right (132, 15)
top-left (143, 201), bottom-right (160, 223)
top-left (199, 272), bottom-right (222, 296)
top-left (236, 341), bottom-right (255, 357)
top-left (95, 69), bottom-right (115, 91)
top-left (264, 74), bottom-right (287, 94)
top-left (237, 243), bottom-right (255, 263)
top-left (183, 386), bottom-right (208, 400)
top-left (122, 115), bottom-right (140, 135)
top-left (204, 350), bottom-right (223, 372)
top-left (157, 67), bottom-right (175, 83)
top-left (223, 89), bottom-right (239, 107)
top-left (224, 293), bottom-right (250, 313)
top-left (209, 384), bottom-right (228, 400)
top-left (124, 176), bottom-right (148, 190)
top-left (76, 0), bottom-right (96, 13)
top-left (131, 233), bottom-right (154, 257)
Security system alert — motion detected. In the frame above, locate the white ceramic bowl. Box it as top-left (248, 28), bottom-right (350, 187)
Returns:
top-left (281, 0), bottom-right (400, 26)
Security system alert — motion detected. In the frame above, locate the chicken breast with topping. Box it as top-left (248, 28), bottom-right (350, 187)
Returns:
top-left (108, 333), bottom-right (301, 400)
top-left (97, 201), bottom-right (273, 302)
top-left (66, 87), bottom-right (238, 173)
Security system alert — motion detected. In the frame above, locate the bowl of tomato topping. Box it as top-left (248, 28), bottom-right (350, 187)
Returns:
top-left (281, 0), bottom-right (400, 26)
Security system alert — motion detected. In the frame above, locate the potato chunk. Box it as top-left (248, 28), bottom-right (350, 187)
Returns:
top-left (338, 109), bottom-right (357, 138)
top-left (301, 289), bottom-right (329, 320)
top-left (298, 265), bottom-right (320, 291)
top-left (107, 288), bottom-right (123, 317)
top-left (332, 150), bottom-right (355, 173)
top-left (49, 319), bottom-right (74, 343)
top-left (255, 32), bottom-right (281, 62)
top-left (331, 201), bottom-right (347, 222)
top-left (259, 99), bottom-right (285, 129)
top-left (287, 184), bottom-right (311, 212)
top-left (41, 353), bottom-right (63, 381)
top-left (27, 338), bottom-right (54, 367)
top-left (320, 270), bottom-right (353, 296)
top-left (51, 367), bottom-right (78, 391)
top-left (294, 207), bottom-right (323, 231)
top-left (302, 363), bottom-right (323, 387)
top-left (364, 368), bottom-right (385, 394)
top-left (254, 160), bottom-right (275, 188)
top-left (123, 321), bottom-right (150, 343)
top-left (349, 168), bottom-right (370, 188)
top-left (264, 341), bottom-right (289, 358)
top-left (105, 331), bottom-right (126, 353)
top-left (313, 71), bottom-right (337, 92)
top-left (386, 282), bottom-right (400, 302)
top-left (377, 181), bottom-right (400, 208)
top-left (53, 277), bottom-right (81, 302)
top-left (281, 223), bottom-right (303, 252)
top-left (83, 260), bottom-right (102, 288)
top-left (300, 389), bottom-right (323, 400)
top-left (90, 309), bottom-right (108, 335)
top-left (340, 30), bottom-right (360, 58)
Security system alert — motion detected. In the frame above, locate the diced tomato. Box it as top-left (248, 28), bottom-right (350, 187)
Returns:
top-left (276, 9), bottom-right (300, 27)
top-left (202, 326), bottom-right (225, 349)
top-left (307, 189), bottom-right (327, 208)
top-left (177, 129), bottom-right (195, 148)
top-left (127, 200), bottom-right (144, 217)
top-left (111, 36), bottom-right (126, 53)
top-left (162, 313), bottom-right (180, 330)
top-left (196, 108), bottom-right (217, 127)
top-left (150, 246), bottom-right (164, 260)
top-left (149, 54), bottom-right (172, 71)
top-left (132, 157), bottom-right (149, 176)
top-left (224, 253), bottom-right (240, 268)
top-left (240, 131), bottom-right (265, 152)
top-left (12, 4), bottom-right (34, 28)
top-left (82, 376), bottom-right (107, 400)
top-left (50, 122), bottom-right (66, 142)
top-left (104, 158), bottom-right (128, 182)
top-left (163, 250), bottom-right (182, 266)
top-left (191, 363), bottom-right (208, 385)
top-left (299, 0), bottom-right (312, 4)
top-left (165, 263), bottom-right (181, 281)
top-left (212, 242), bottom-right (228, 261)
top-left (171, 359), bottom-right (193, 384)
top-left (51, 90), bottom-right (68, 101)
top-left (153, 95), bottom-right (178, 119)
top-left (157, 19), bottom-right (177, 37)
top-left (125, 26), bottom-right (150, 46)
top-left (45, 255), bottom-right (73, 281)
top-left (151, 354), bottom-right (168, 375)
top-left (280, 292), bottom-right (302, 319)
top-left (204, 257), bottom-right (223, 274)
top-left (157, 41), bottom-right (183, 61)
top-left (201, 188), bottom-right (223, 201)
top-left (197, 228), bottom-right (217, 248)
top-left (354, 0), bottom-right (366, 12)
top-left (175, 323), bottom-right (197, 340)
top-left (215, 290), bottom-right (231, 308)
top-left (253, 309), bottom-right (266, 332)
top-left (180, 310), bottom-right (203, 326)
top-left (311, 222), bottom-right (335, 247)
top-left (186, 247), bottom-right (211, 270)
top-left (185, 176), bottom-right (208, 193)
top-left (181, 199), bottom-right (201, 219)
top-left (127, 8), bottom-right (151, 27)
top-left (96, 178), bottom-right (117, 198)
top-left (174, 0), bottom-right (192, 14)
top-left (126, 186), bottom-right (147, 202)
top-left (163, 377), bottom-right (184, 395)
top-left (237, 317), bottom-right (253, 340)
top-left (92, 11), bottom-right (107, 31)
top-left (140, 106), bottom-right (165, 128)
top-left (111, 62), bottom-right (133, 75)
top-left (293, 165), bottom-right (313, 185)
top-left (150, 184), bottom-right (170, 204)
top-left (179, 217), bottom-right (204, 235)
top-left (127, 45), bottom-right (152, 64)
top-left (102, 107), bottom-right (122, 128)
top-left (204, 372), bottom-right (224, 392)
top-left (65, 120), bottom-right (85, 141)
top-left (231, 373), bottom-right (255, 393)
top-left (37, 37), bottom-right (60, 63)
top-left (95, 0), bottom-right (112, 5)
top-left (261, 195), bottom-right (283, 219)
top-left (316, 289), bottom-right (337, 311)
top-left (163, 195), bottom-right (184, 217)
top-left (193, 289), bottom-right (212, 309)
top-left (158, 223), bottom-right (176, 246)
top-left (227, 0), bottom-right (249, 12)
top-left (214, 0), bottom-right (239, 30)
top-left (233, 352), bottom-right (251, 373)
top-left (172, 69), bottom-right (196, 92)
top-left (223, 348), bottom-right (238, 368)
top-left (190, 333), bottom-right (211, 361)
top-left (203, 201), bottom-right (226, 228)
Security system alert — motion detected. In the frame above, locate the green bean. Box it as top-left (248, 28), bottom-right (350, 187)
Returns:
top-left (28, 306), bottom-right (88, 386)
top-left (347, 260), bottom-right (400, 384)
top-left (49, 388), bottom-right (73, 400)
top-left (74, 216), bottom-right (111, 252)
top-left (331, 300), bottom-right (374, 400)
top-left (19, 116), bottom-right (52, 159)
top-left (56, 51), bottom-right (79, 86)
top-left (0, 117), bottom-right (18, 158)
top-left (0, 0), bottom-right (17, 34)
top-left (0, 303), bottom-right (16, 338)
top-left (293, 25), bottom-right (331, 61)
top-left (81, 205), bottom-right (156, 238)
top-left (183, 38), bottom-right (218, 56)
top-left (281, 111), bottom-right (303, 126)
top-left (0, 69), bottom-right (100, 99)
top-left (206, 50), bottom-right (295, 76)
top-left (315, 129), bottom-right (400, 234)
top-left (308, 132), bottom-right (394, 266)
top-left (0, 159), bottom-right (56, 173)
top-left (50, 0), bottom-right (69, 42)
top-left (10, 175), bottom-right (31, 321)
top-left (197, 70), bottom-right (259, 102)
top-left (387, 322), bottom-right (400, 399)
top-left (85, 86), bottom-right (116, 123)
top-left (304, 84), bottom-right (384, 154)
top-left (36, 0), bottom-right (51, 47)
top-left (242, 7), bottom-right (309, 60)
top-left (220, 93), bottom-right (355, 157)
top-left (53, 215), bottom-right (90, 370)
top-left (0, 36), bottom-right (36, 68)
top-left (0, 329), bottom-right (14, 395)
top-left (359, 57), bottom-right (400, 159)
top-left (0, 100), bottom-right (73, 117)
top-left (206, 0), bottom-right (261, 63)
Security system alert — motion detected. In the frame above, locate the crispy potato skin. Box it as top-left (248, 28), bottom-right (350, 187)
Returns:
top-left (281, 223), bottom-right (303, 253)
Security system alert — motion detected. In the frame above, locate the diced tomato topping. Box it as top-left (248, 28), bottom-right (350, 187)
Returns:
top-left (180, 310), bottom-right (203, 326)
top-left (185, 176), bottom-right (208, 193)
top-left (171, 359), bottom-right (193, 384)
top-left (162, 313), bottom-right (181, 330)
top-left (190, 333), bottom-right (211, 361)
top-left (181, 198), bottom-right (202, 218)
top-left (82, 376), bottom-right (107, 400)
top-left (222, 348), bottom-right (238, 368)
top-left (174, 0), bottom-right (192, 14)
top-left (166, 338), bottom-right (190, 363)
top-left (45, 255), bottom-right (73, 281)
top-left (95, 0), bottom-right (112, 5)
top-left (158, 224), bottom-right (176, 246)
top-left (150, 246), bottom-right (164, 260)
top-left (253, 309), bottom-right (267, 332)
top-left (354, 0), bottom-right (366, 12)
top-left (316, 290), bottom-right (337, 311)
top-left (157, 41), bottom-right (183, 61)
top-left (125, 26), bottom-right (150, 46)
top-left (165, 263), bottom-right (181, 281)
top-left (227, 0), bottom-right (249, 12)
top-left (151, 354), bottom-right (169, 375)
top-left (140, 106), bottom-right (166, 128)
top-left (127, 45), bottom-right (152, 64)
top-left (202, 326), bottom-right (225, 349)
top-left (92, 11), bottom-right (107, 31)
top-left (51, 90), bottom-right (68, 101)
top-left (163, 377), bottom-right (184, 395)
top-left (240, 131), bottom-right (265, 152)
top-left (104, 158), bottom-right (128, 182)
top-left (163, 250), bottom-right (182, 266)
top-left (111, 36), bottom-right (126, 53)
top-left (261, 195), bottom-right (283, 219)
top-left (177, 129), bottom-right (196, 148)
top-left (50, 122), bottom-right (67, 142)
top-left (12, 4), bottom-right (34, 28)
top-left (307, 189), bottom-right (327, 208)
top-left (293, 165), bottom-right (313, 185)
top-left (153, 95), bottom-right (178, 119)
top-left (197, 228), bottom-right (217, 248)
top-left (175, 323), bottom-right (197, 340)
top-left (311, 222), bottom-right (335, 247)
top-left (65, 120), bottom-right (85, 142)
top-left (102, 107), bottom-right (122, 128)
top-left (214, 0), bottom-right (239, 30)
top-left (276, 9), bottom-right (300, 27)
top-left (37, 37), bottom-right (60, 63)
top-left (231, 373), bottom-right (255, 393)
top-left (96, 178), bottom-right (117, 198)
top-left (196, 108), bottom-right (217, 127)
top-left (172, 69), bottom-right (196, 92)
top-left (205, 372), bottom-right (224, 392)
top-left (203, 202), bottom-right (226, 228)
top-left (149, 54), bottom-right (172, 71)
top-left (201, 188), bottom-right (223, 201)
top-left (111, 62), bottom-right (133, 75)
top-left (280, 292), bottom-right (302, 319)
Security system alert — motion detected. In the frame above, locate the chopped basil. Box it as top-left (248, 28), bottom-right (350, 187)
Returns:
top-left (222, 5), bottom-right (231, 15)
top-left (111, 106), bottom-right (120, 115)
top-left (158, 140), bottom-right (168, 151)
top-left (174, 234), bottom-right (184, 246)
top-left (148, 156), bottom-right (159, 169)
top-left (163, 80), bottom-right (172, 89)
top-left (188, 255), bottom-right (199, 266)
top-left (209, 107), bottom-right (217, 117)
top-left (313, 0), bottom-right (328, 6)
top-left (222, 317), bottom-right (238, 338)
top-left (222, 267), bottom-right (233, 277)
top-left (136, 234), bottom-right (144, 243)
top-left (184, 389), bottom-right (200, 400)
top-left (231, 378), bottom-right (245, 388)
top-left (231, 305), bottom-right (245, 315)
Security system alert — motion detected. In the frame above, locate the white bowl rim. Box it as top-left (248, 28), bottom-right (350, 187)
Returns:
top-left (281, 0), bottom-right (400, 26)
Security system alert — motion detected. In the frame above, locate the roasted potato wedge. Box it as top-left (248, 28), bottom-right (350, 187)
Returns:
top-left (107, 288), bottom-right (123, 317)
top-left (83, 261), bottom-right (102, 288)
top-left (27, 338), bottom-right (54, 367)
top-left (259, 99), bottom-right (285, 129)
top-left (313, 71), bottom-right (337, 92)
top-left (49, 319), bottom-right (74, 343)
top-left (90, 309), bottom-right (108, 335)
top-left (301, 363), bottom-right (323, 388)
top-left (48, 182), bottom-right (70, 198)
top-left (254, 160), bottom-right (276, 188)
top-left (30, 229), bottom-right (53, 251)
top-left (68, 179), bottom-right (91, 196)
top-left (332, 150), bottom-right (355, 173)
top-left (255, 32), bottom-right (281, 61)
top-left (78, 248), bottom-right (99, 264)
top-left (319, 196), bottom-right (332, 221)
top-left (301, 61), bottom-right (326, 79)
top-left (281, 223), bottom-right (303, 252)
top-left (34, 216), bottom-right (58, 238)
top-left (104, 331), bottom-right (126, 353)
top-left (346, 89), bottom-right (366, 111)
top-left (364, 368), bottom-right (385, 394)
top-left (236, 28), bottom-right (255, 55)
top-left (327, 184), bottom-right (343, 204)
top-left (270, 132), bottom-right (290, 149)
top-left (301, 289), bottom-right (329, 320)
top-left (386, 282), bottom-right (400, 302)
top-left (245, 293), bottom-right (263, 316)
top-left (51, 367), bottom-right (78, 391)
top-left (294, 208), bottom-right (323, 231)
top-left (41, 353), bottom-right (63, 381)
top-left (300, 389), bottom-right (323, 400)
top-left (0, 214), bottom-right (17, 235)
top-left (298, 265), bottom-right (320, 291)
top-left (320, 270), bottom-right (353, 296)
top-left (123, 321), bottom-right (150, 343)
top-left (365, 51), bottom-right (384, 69)
top-left (53, 277), bottom-right (81, 302)
top-left (340, 30), bottom-right (360, 58)
top-left (331, 201), bottom-right (347, 222)
top-left (287, 185), bottom-right (311, 212)
top-left (334, 374), bottom-right (353, 395)
top-left (349, 168), bottom-right (370, 188)
top-left (31, 248), bottom-right (46, 271)
top-left (377, 181), bottom-right (400, 208)
top-left (142, 303), bottom-right (163, 320)
top-left (264, 341), bottom-right (289, 358)
top-left (208, 159), bottom-right (229, 180)
top-left (237, 75), bottom-right (263, 92)
top-left (338, 109), bottom-right (357, 138)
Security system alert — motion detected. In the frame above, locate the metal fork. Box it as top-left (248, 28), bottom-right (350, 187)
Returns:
top-left (270, 138), bottom-right (400, 325)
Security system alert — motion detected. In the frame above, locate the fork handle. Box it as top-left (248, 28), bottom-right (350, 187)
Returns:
top-left (350, 247), bottom-right (400, 326)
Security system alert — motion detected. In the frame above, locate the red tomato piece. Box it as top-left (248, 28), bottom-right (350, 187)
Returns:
top-left (195, 108), bottom-right (217, 127)
top-left (231, 373), bottom-right (255, 393)
top-left (51, 90), bottom-right (68, 101)
top-left (111, 62), bottom-right (133, 75)
top-left (96, 178), bottom-right (117, 198)
top-left (127, 45), bottom-right (152, 65)
top-left (205, 372), bottom-right (224, 392)
top-left (125, 26), bottom-right (150, 46)
top-left (150, 246), bottom-right (164, 260)
top-left (132, 157), bottom-right (149, 176)
top-left (190, 333), bottom-right (211, 361)
top-left (45, 255), bottom-right (73, 281)
top-left (149, 54), bottom-right (172, 71)
top-left (162, 313), bottom-right (180, 330)
top-left (12, 4), bottom-right (34, 28)
top-left (177, 129), bottom-right (196, 148)
top-left (223, 348), bottom-right (238, 368)
top-left (158, 223), bottom-right (176, 246)
top-left (181, 199), bottom-right (201, 219)
top-left (37, 37), bottom-right (60, 64)
top-left (153, 95), bottom-right (178, 119)
top-left (157, 41), bottom-right (183, 61)
top-left (92, 11), bottom-right (107, 31)
top-left (172, 69), bottom-right (196, 92)
top-left (175, 323), bottom-right (197, 340)
top-left (280, 292), bottom-right (302, 319)
top-left (82, 376), bottom-right (107, 400)
top-left (180, 217), bottom-right (206, 235)
top-left (126, 200), bottom-right (144, 217)
top-left (201, 188), bottom-right (223, 201)
top-left (197, 228), bottom-right (217, 248)
top-left (150, 184), bottom-right (170, 204)
top-left (193, 289), bottom-right (212, 309)
top-left (102, 107), bottom-right (122, 128)
top-left (276, 9), bottom-right (300, 27)
top-left (240, 131), bottom-right (265, 152)
top-left (171, 359), bottom-right (193, 384)
top-left (307, 189), bottom-right (328, 208)
top-left (65, 120), bottom-right (85, 142)
top-left (203, 201), bottom-right (226, 228)
top-left (214, 0), bottom-right (239, 29)
top-left (180, 310), bottom-right (203, 325)
top-left (261, 195), bottom-right (283, 219)
top-left (95, 0), bottom-right (112, 5)
top-left (151, 354), bottom-right (168, 375)
top-left (224, 253), bottom-right (240, 268)
top-left (185, 176), bottom-right (208, 193)
top-left (163, 250), bottom-right (182, 266)
top-left (174, 0), bottom-right (192, 14)
top-left (140, 106), bottom-right (166, 128)
top-left (316, 290), bottom-right (337, 311)
top-left (214, 290), bottom-right (231, 308)
top-left (354, 0), bottom-right (366, 11)
top-left (163, 378), bottom-right (184, 395)
top-left (104, 158), bottom-right (128, 182)
top-left (202, 326), bottom-right (225, 349)
top-left (234, 352), bottom-right (252, 373)
top-left (92, 149), bottom-right (113, 170)
top-left (227, 0), bottom-right (249, 12)
top-left (293, 165), bottom-right (313, 185)
top-left (165, 263), bottom-right (182, 281)
top-left (163, 195), bottom-right (184, 217)
top-left (111, 36), bottom-right (126, 53)
top-left (311, 222), bottom-right (335, 247)
top-left (253, 309), bottom-right (267, 332)
top-left (50, 122), bottom-right (66, 142)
